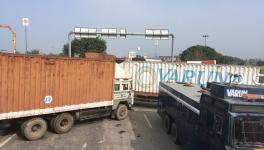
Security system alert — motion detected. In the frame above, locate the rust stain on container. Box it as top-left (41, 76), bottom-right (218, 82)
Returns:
top-left (0, 53), bottom-right (115, 115)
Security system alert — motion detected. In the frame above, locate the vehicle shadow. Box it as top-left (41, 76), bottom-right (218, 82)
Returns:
top-left (0, 122), bottom-right (18, 139)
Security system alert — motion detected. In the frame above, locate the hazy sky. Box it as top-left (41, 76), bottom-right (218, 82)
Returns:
top-left (1, 0), bottom-right (263, 59)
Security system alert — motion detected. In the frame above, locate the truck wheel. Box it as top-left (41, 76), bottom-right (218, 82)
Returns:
top-left (21, 117), bottom-right (47, 141)
top-left (51, 113), bottom-right (74, 134)
top-left (163, 115), bottom-right (171, 134)
top-left (171, 122), bottom-right (179, 144)
top-left (115, 104), bottom-right (128, 120)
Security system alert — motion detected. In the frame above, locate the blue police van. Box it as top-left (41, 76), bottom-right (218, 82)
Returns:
top-left (158, 80), bottom-right (264, 150)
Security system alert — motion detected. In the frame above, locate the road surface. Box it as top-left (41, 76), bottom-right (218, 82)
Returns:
top-left (0, 107), bottom-right (182, 150)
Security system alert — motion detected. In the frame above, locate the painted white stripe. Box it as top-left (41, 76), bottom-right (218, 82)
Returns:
top-left (0, 134), bottom-right (16, 148)
top-left (133, 107), bottom-right (156, 112)
top-left (0, 101), bottom-right (113, 120)
top-left (159, 86), bottom-right (200, 114)
top-left (81, 142), bottom-right (87, 150)
top-left (144, 114), bottom-right (153, 129)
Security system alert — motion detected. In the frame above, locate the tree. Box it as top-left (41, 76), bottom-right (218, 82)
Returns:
top-left (62, 38), bottom-right (107, 57)
top-left (218, 55), bottom-right (234, 64)
top-left (47, 53), bottom-right (59, 56)
top-left (15, 51), bottom-right (22, 54)
top-left (180, 45), bottom-right (246, 65)
top-left (25, 49), bottom-right (40, 55)
top-left (256, 60), bottom-right (264, 66)
top-left (180, 45), bottom-right (221, 61)
top-left (260, 67), bottom-right (264, 83)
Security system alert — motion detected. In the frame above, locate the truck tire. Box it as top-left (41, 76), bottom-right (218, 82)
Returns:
top-left (163, 115), bottom-right (171, 134)
top-left (171, 122), bottom-right (180, 144)
top-left (21, 117), bottom-right (47, 141)
top-left (50, 113), bottom-right (74, 134)
top-left (115, 104), bottom-right (128, 120)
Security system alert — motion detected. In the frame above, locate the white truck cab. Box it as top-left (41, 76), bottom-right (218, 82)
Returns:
top-left (113, 64), bottom-right (134, 108)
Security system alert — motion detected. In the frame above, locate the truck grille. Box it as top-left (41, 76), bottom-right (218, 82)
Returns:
top-left (234, 117), bottom-right (264, 144)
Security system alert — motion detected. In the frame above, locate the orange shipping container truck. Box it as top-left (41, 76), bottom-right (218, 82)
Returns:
top-left (0, 53), bottom-right (133, 140)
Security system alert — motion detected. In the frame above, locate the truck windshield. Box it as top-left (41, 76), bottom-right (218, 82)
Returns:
top-left (233, 116), bottom-right (264, 146)
top-left (115, 84), bottom-right (120, 91)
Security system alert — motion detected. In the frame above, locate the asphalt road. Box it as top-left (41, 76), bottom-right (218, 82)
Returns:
top-left (0, 107), bottom-right (182, 150)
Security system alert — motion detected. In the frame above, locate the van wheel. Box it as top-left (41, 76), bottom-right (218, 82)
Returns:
top-left (50, 113), bottom-right (74, 134)
top-left (21, 117), bottom-right (47, 141)
top-left (163, 115), bottom-right (171, 134)
top-left (171, 122), bottom-right (180, 144)
top-left (115, 104), bottom-right (128, 120)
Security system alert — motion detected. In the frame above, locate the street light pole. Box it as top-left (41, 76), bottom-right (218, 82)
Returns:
top-left (25, 26), bottom-right (28, 52)
top-left (202, 35), bottom-right (209, 47)
top-left (22, 18), bottom-right (29, 52)
top-left (154, 40), bottom-right (159, 58)
top-left (68, 31), bottom-right (74, 57)
top-left (170, 34), bottom-right (175, 62)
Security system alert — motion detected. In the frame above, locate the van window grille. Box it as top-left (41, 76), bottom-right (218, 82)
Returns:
top-left (234, 117), bottom-right (264, 145)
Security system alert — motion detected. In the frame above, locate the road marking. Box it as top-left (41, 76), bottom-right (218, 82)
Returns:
top-left (133, 107), bottom-right (156, 112)
top-left (81, 142), bottom-right (87, 150)
top-left (97, 139), bottom-right (104, 144)
top-left (0, 134), bottom-right (16, 148)
top-left (144, 114), bottom-right (153, 129)
top-left (127, 117), bottom-right (136, 140)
